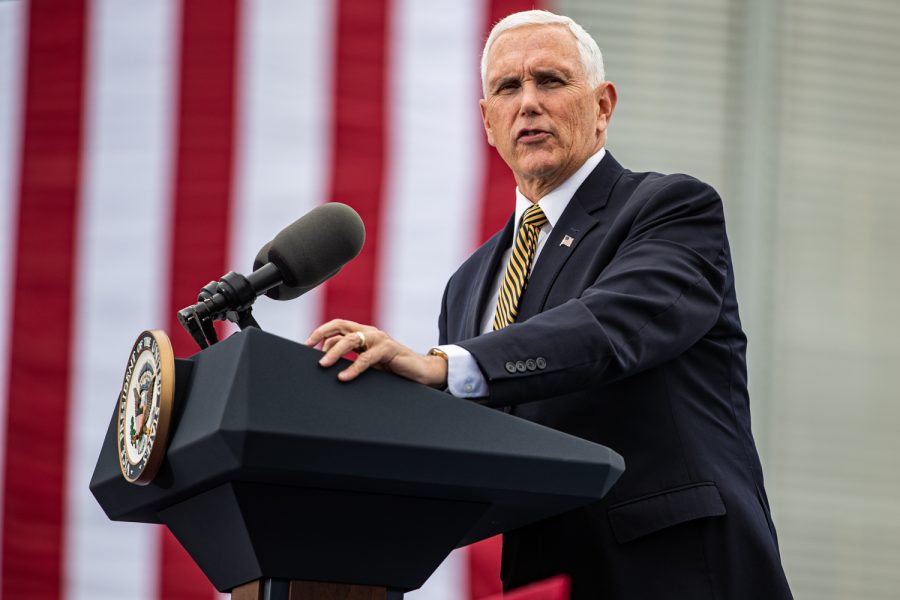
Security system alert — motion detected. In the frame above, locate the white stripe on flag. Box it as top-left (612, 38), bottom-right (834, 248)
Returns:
top-left (384, 1), bottom-right (485, 599)
top-left (379, 0), bottom-right (485, 353)
top-left (0, 0), bottom-right (25, 574)
top-left (229, 0), bottom-right (336, 342)
top-left (65, 1), bottom-right (180, 598)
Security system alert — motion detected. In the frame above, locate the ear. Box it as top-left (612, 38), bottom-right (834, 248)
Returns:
top-left (479, 98), bottom-right (496, 147)
top-left (594, 81), bottom-right (618, 129)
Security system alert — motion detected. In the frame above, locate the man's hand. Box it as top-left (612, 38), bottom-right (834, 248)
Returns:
top-left (305, 319), bottom-right (448, 388)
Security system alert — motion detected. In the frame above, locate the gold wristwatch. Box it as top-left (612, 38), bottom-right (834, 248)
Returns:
top-left (428, 347), bottom-right (449, 362)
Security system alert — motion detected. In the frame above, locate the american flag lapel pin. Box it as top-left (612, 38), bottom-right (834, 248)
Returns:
top-left (560, 234), bottom-right (574, 247)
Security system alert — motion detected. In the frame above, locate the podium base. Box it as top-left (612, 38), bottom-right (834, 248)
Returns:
top-left (232, 579), bottom-right (403, 600)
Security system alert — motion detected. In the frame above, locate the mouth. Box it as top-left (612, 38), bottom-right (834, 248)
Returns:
top-left (517, 128), bottom-right (551, 143)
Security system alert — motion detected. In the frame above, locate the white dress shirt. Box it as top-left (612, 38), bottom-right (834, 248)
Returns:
top-left (437, 147), bottom-right (606, 397)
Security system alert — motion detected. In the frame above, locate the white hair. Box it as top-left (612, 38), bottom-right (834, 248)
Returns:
top-left (480, 10), bottom-right (605, 98)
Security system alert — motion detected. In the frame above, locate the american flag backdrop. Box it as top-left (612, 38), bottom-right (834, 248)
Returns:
top-left (0, 0), bottom-right (569, 598)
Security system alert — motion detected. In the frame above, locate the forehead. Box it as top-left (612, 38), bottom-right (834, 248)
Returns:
top-left (486, 25), bottom-right (582, 77)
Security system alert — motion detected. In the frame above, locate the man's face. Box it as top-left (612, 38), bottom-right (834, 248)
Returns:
top-left (480, 25), bottom-right (615, 198)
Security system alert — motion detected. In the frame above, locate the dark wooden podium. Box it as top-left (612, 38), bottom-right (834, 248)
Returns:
top-left (91, 328), bottom-right (624, 598)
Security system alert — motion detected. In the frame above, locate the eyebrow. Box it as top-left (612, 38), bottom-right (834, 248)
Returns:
top-left (490, 66), bottom-right (575, 92)
top-left (533, 66), bottom-right (575, 79)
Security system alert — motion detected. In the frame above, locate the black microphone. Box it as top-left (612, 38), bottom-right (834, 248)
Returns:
top-left (178, 203), bottom-right (365, 348)
top-left (251, 242), bottom-right (339, 301)
top-left (260, 201), bottom-right (365, 293)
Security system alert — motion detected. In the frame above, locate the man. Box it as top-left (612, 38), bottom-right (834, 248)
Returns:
top-left (307, 10), bottom-right (792, 600)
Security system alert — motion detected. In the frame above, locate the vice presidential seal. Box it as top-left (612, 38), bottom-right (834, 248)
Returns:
top-left (117, 330), bottom-right (175, 484)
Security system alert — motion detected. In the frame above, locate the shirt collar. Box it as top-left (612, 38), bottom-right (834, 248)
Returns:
top-left (513, 147), bottom-right (606, 229)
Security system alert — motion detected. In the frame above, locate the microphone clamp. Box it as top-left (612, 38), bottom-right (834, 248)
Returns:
top-left (177, 264), bottom-right (281, 349)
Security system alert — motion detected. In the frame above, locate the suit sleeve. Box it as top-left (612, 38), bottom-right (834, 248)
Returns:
top-left (456, 175), bottom-right (729, 407)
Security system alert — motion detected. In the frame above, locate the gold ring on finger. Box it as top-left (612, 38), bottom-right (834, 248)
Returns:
top-left (354, 331), bottom-right (367, 351)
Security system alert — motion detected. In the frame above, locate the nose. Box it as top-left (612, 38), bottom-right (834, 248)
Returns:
top-left (519, 81), bottom-right (542, 116)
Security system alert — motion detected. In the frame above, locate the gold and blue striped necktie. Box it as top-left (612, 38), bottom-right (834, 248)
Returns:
top-left (493, 203), bottom-right (548, 330)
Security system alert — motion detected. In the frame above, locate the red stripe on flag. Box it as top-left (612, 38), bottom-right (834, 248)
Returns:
top-left (467, 534), bottom-right (503, 600)
top-left (159, 0), bottom-right (243, 597)
top-left (321, 0), bottom-right (391, 325)
top-left (477, 140), bottom-right (518, 245)
top-left (0, 0), bottom-right (87, 597)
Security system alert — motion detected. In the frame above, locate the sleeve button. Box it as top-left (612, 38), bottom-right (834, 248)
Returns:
top-left (505, 361), bottom-right (517, 374)
top-left (515, 360), bottom-right (527, 372)
top-left (536, 357), bottom-right (547, 369)
top-left (525, 358), bottom-right (536, 371)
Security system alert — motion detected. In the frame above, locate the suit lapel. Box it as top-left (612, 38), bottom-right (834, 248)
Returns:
top-left (464, 213), bottom-right (515, 338)
top-left (517, 152), bottom-right (626, 321)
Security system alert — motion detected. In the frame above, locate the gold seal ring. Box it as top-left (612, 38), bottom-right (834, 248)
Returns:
top-left (354, 331), bottom-right (367, 351)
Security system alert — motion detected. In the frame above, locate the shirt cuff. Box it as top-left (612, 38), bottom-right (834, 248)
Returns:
top-left (435, 344), bottom-right (489, 398)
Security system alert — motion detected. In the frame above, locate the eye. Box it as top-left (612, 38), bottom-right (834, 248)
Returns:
top-left (496, 80), bottom-right (519, 94)
top-left (539, 75), bottom-right (564, 87)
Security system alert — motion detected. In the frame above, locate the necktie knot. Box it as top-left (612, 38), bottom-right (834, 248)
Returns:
top-left (522, 204), bottom-right (548, 229)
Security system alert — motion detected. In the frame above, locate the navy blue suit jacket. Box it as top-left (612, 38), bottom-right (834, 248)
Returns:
top-left (438, 153), bottom-right (792, 599)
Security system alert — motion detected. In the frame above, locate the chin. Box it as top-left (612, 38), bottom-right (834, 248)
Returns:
top-left (513, 147), bottom-right (550, 165)
top-left (518, 160), bottom-right (562, 181)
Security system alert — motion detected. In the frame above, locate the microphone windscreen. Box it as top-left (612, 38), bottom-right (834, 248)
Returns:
top-left (267, 202), bottom-right (365, 291)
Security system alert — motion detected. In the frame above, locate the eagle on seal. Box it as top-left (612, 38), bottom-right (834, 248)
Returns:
top-left (130, 362), bottom-right (155, 444)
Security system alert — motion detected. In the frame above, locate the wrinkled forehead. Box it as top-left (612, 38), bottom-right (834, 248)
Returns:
top-left (485, 24), bottom-right (582, 78)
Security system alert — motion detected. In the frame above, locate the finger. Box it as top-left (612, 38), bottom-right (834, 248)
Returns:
top-left (319, 334), bottom-right (363, 367)
top-left (305, 319), bottom-right (359, 346)
top-left (337, 347), bottom-right (382, 382)
top-left (305, 320), bottom-right (350, 347)
top-left (321, 335), bottom-right (344, 353)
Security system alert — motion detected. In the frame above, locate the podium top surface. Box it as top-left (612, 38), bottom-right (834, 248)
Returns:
top-left (92, 328), bottom-right (623, 545)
